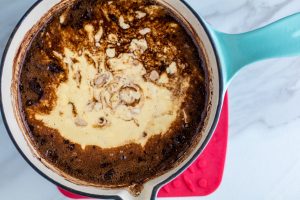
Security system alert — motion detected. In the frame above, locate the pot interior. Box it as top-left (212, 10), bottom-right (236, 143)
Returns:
top-left (0, 0), bottom-right (222, 199)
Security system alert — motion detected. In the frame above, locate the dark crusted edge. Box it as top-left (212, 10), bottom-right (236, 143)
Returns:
top-left (0, 0), bottom-right (224, 199)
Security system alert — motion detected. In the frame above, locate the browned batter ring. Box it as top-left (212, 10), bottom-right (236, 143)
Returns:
top-left (18, 0), bottom-right (208, 189)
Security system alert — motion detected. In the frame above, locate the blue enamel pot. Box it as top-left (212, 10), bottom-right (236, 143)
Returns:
top-left (1, 0), bottom-right (300, 199)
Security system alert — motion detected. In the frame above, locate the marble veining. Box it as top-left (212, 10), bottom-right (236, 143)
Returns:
top-left (1, 0), bottom-right (300, 199)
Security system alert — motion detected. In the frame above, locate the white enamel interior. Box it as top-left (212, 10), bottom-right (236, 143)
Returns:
top-left (0, 0), bottom-right (221, 199)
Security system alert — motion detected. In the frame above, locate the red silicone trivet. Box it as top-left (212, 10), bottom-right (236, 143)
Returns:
top-left (58, 93), bottom-right (228, 198)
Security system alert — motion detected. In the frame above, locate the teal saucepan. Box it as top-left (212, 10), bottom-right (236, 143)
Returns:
top-left (1, 0), bottom-right (300, 199)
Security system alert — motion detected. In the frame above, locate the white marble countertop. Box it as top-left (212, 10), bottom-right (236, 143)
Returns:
top-left (1, 0), bottom-right (300, 199)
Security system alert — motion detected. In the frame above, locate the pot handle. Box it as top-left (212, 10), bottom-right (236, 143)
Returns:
top-left (207, 13), bottom-right (300, 88)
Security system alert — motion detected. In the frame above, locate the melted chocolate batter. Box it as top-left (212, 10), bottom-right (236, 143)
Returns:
top-left (18, 0), bottom-right (208, 189)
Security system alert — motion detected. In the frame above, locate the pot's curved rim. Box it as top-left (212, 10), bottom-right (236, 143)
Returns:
top-left (0, 0), bottom-right (224, 199)
top-left (150, 0), bottom-right (224, 199)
